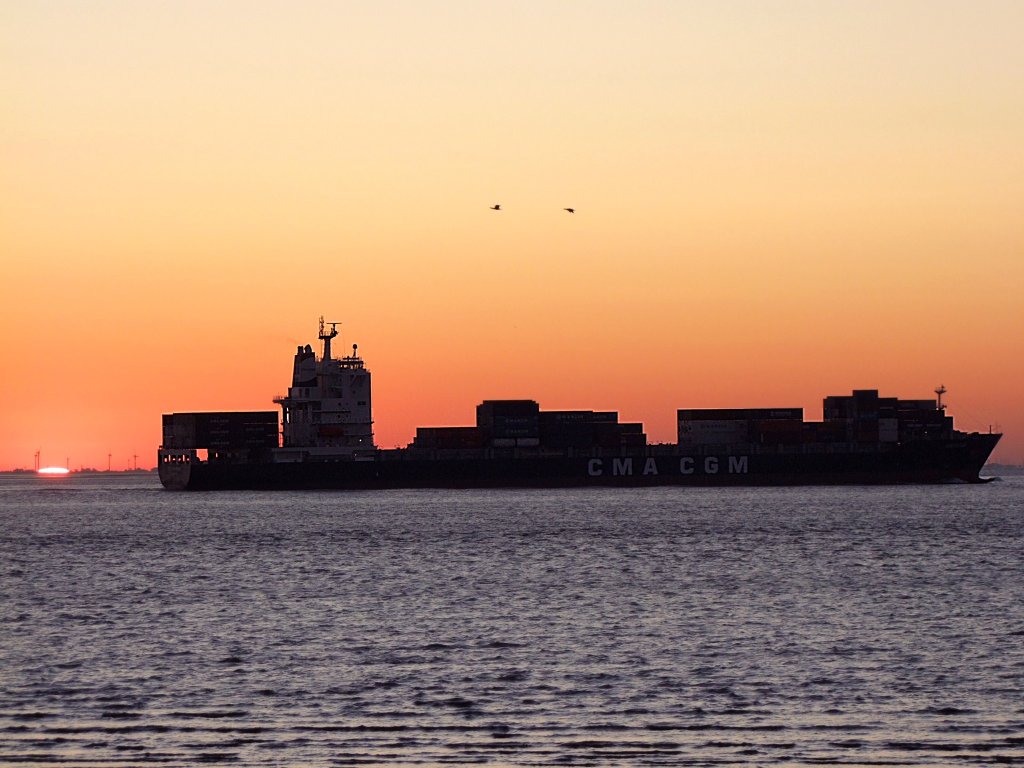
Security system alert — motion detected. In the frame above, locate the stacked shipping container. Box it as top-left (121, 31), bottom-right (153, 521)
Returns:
top-left (823, 390), bottom-right (952, 443)
top-left (677, 408), bottom-right (804, 447)
top-left (410, 400), bottom-right (646, 452)
top-left (161, 412), bottom-right (278, 450)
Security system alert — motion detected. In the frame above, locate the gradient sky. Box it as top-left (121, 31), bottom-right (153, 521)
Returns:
top-left (2, 0), bottom-right (1022, 470)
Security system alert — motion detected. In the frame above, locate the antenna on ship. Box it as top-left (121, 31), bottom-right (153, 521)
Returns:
top-left (318, 316), bottom-right (339, 360)
top-left (935, 384), bottom-right (947, 411)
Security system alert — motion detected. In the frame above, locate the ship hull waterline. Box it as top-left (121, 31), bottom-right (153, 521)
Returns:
top-left (159, 434), bottom-right (1000, 491)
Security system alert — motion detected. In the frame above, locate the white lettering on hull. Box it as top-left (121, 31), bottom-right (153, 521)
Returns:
top-left (729, 456), bottom-right (749, 474)
top-left (589, 456), bottom-right (750, 478)
top-left (612, 458), bottom-right (633, 476)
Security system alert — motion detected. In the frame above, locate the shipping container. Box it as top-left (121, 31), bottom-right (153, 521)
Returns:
top-left (678, 419), bottom-right (749, 447)
top-left (540, 410), bottom-right (619, 424)
top-left (803, 421), bottom-right (846, 442)
top-left (412, 426), bottom-right (483, 450)
top-left (750, 419), bottom-right (805, 445)
top-left (677, 407), bottom-right (803, 421)
top-left (879, 418), bottom-right (899, 442)
top-left (477, 400), bottom-right (540, 439)
top-left (161, 412), bottom-right (278, 450)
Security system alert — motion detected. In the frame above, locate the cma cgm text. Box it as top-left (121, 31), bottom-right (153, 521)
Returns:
top-left (586, 456), bottom-right (750, 477)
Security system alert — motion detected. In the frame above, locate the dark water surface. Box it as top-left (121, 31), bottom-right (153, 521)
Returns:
top-left (2, 474), bottom-right (1023, 766)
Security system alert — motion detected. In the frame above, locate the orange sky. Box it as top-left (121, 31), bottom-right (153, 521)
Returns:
top-left (2, 1), bottom-right (1022, 470)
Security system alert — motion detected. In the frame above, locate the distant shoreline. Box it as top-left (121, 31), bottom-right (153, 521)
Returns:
top-left (983, 464), bottom-right (1024, 476)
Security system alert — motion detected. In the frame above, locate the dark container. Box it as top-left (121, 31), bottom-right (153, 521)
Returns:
top-left (162, 412), bottom-right (278, 449)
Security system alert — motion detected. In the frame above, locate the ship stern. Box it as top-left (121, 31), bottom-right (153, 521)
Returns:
top-left (157, 448), bottom-right (196, 490)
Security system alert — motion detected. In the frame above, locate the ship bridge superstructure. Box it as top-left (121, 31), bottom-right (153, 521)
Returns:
top-left (274, 318), bottom-right (374, 458)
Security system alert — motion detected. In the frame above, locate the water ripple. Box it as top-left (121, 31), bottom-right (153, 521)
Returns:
top-left (1, 475), bottom-right (1023, 765)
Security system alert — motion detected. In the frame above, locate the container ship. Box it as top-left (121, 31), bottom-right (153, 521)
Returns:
top-left (157, 320), bottom-right (1001, 490)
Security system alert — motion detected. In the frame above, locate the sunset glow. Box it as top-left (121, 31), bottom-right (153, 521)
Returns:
top-left (37, 467), bottom-right (71, 476)
top-left (2, 1), bottom-right (1022, 469)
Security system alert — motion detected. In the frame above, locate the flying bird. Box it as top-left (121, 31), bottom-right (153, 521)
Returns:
top-left (563, 208), bottom-right (575, 213)
top-left (490, 204), bottom-right (501, 211)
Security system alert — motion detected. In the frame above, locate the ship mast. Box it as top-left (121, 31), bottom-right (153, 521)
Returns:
top-left (935, 384), bottom-right (947, 411)
top-left (319, 316), bottom-right (339, 361)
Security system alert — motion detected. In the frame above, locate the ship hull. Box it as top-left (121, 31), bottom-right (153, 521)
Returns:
top-left (159, 433), bottom-right (1001, 491)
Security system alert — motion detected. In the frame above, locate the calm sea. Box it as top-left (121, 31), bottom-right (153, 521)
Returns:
top-left (1, 473), bottom-right (1022, 767)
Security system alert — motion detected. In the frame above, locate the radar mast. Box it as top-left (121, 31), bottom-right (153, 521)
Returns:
top-left (319, 316), bottom-right (340, 360)
top-left (935, 384), bottom-right (947, 411)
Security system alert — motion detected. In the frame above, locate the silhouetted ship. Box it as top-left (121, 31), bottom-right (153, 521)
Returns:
top-left (158, 320), bottom-right (1001, 490)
